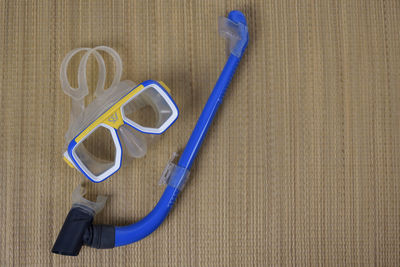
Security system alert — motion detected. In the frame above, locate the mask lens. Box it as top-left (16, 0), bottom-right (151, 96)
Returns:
top-left (122, 86), bottom-right (174, 133)
top-left (74, 126), bottom-right (118, 177)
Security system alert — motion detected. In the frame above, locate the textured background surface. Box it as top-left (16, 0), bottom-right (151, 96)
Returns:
top-left (1, 0), bottom-right (399, 266)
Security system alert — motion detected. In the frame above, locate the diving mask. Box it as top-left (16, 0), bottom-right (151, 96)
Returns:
top-left (61, 46), bottom-right (179, 182)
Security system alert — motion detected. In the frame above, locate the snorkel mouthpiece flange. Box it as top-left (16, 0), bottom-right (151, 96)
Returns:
top-left (51, 206), bottom-right (94, 256)
top-left (52, 185), bottom-right (115, 256)
top-left (51, 206), bottom-right (115, 256)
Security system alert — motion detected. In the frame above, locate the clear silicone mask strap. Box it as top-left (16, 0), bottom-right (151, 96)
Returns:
top-left (60, 46), bottom-right (123, 123)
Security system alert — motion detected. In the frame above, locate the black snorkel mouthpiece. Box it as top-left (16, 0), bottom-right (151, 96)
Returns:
top-left (51, 186), bottom-right (115, 256)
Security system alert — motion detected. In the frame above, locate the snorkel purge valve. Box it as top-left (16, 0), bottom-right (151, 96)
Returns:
top-left (52, 10), bottom-right (248, 256)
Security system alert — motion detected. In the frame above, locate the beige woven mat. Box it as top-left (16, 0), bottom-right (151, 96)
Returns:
top-left (1, 0), bottom-right (399, 266)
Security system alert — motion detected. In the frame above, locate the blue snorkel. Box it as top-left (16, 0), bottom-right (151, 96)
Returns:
top-left (52, 10), bottom-right (248, 255)
top-left (115, 10), bottom-right (248, 246)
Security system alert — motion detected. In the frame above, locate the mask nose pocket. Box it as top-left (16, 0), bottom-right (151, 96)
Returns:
top-left (118, 125), bottom-right (147, 158)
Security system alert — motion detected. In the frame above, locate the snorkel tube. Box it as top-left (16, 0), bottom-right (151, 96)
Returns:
top-left (52, 10), bottom-right (248, 255)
